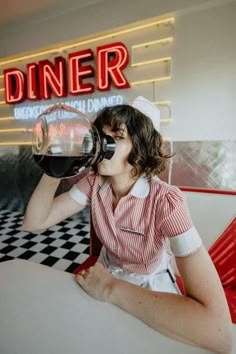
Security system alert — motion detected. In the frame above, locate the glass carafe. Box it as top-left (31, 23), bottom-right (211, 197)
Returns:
top-left (32, 103), bottom-right (115, 178)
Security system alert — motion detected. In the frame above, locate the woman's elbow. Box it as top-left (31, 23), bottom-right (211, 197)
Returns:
top-left (21, 223), bottom-right (35, 232)
top-left (213, 334), bottom-right (232, 354)
top-left (217, 324), bottom-right (232, 354)
top-left (21, 220), bottom-right (43, 232)
top-left (208, 314), bottom-right (233, 354)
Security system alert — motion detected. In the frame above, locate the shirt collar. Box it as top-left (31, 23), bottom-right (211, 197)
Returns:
top-left (99, 175), bottom-right (150, 199)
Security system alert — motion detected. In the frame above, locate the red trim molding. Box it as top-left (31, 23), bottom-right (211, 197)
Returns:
top-left (179, 187), bottom-right (236, 196)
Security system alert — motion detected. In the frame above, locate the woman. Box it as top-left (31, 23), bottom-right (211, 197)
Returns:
top-left (23, 98), bottom-right (232, 353)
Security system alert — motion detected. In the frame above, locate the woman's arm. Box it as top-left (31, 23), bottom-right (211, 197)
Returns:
top-left (76, 246), bottom-right (232, 354)
top-left (22, 174), bottom-right (85, 231)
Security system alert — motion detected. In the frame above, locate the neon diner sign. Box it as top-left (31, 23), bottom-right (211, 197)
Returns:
top-left (3, 41), bottom-right (130, 104)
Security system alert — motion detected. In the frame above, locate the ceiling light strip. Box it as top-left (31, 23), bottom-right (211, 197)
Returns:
top-left (0, 128), bottom-right (27, 133)
top-left (131, 57), bottom-right (171, 67)
top-left (155, 101), bottom-right (171, 105)
top-left (0, 17), bottom-right (175, 66)
top-left (132, 37), bottom-right (173, 49)
top-left (0, 117), bottom-right (14, 121)
top-left (160, 119), bottom-right (174, 124)
top-left (0, 141), bottom-right (32, 146)
top-left (131, 76), bottom-right (171, 85)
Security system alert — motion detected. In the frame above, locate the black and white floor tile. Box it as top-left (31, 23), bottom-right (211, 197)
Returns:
top-left (0, 208), bottom-right (91, 273)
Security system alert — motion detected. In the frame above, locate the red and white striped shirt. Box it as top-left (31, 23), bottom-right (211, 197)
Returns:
top-left (69, 172), bottom-right (202, 274)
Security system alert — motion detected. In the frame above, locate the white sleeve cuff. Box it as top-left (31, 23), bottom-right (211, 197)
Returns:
top-left (68, 185), bottom-right (90, 206)
top-left (169, 227), bottom-right (202, 257)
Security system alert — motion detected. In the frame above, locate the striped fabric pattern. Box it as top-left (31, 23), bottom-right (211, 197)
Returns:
top-left (69, 172), bottom-right (202, 274)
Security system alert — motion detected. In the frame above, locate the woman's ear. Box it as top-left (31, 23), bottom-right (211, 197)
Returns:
top-left (129, 165), bottom-right (138, 179)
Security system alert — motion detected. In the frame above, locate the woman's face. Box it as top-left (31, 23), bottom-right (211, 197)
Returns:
top-left (97, 123), bottom-right (133, 177)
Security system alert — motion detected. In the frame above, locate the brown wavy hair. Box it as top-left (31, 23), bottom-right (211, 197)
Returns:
top-left (92, 104), bottom-right (173, 177)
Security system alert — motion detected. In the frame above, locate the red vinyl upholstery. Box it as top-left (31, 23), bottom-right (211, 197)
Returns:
top-left (208, 217), bottom-right (236, 289)
top-left (208, 217), bottom-right (236, 323)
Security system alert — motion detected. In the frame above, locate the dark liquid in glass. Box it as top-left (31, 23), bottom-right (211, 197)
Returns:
top-left (33, 154), bottom-right (94, 178)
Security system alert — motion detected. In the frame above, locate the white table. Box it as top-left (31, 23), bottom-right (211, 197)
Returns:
top-left (0, 259), bottom-right (233, 354)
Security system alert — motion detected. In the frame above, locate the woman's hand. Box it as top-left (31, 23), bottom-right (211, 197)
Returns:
top-left (75, 263), bottom-right (115, 302)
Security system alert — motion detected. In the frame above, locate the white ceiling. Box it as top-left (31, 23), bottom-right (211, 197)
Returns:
top-left (0, 0), bottom-right (60, 25)
top-left (0, 0), bottom-right (100, 27)
top-left (0, 0), bottom-right (233, 29)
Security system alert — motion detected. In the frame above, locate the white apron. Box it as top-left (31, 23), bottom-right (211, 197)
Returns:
top-left (98, 246), bottom-right (181, 294)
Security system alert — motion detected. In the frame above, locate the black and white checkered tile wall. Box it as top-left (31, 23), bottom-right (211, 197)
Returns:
top-left (0, 207), bottom-right (91, 273)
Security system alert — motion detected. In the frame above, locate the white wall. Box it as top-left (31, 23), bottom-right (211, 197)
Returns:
top-left (183, 190), bottom-right (236, 248)
top-left (0, 0), bottom-right (235, 142)
top-left (164, 0), bottom-right (236, 141)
